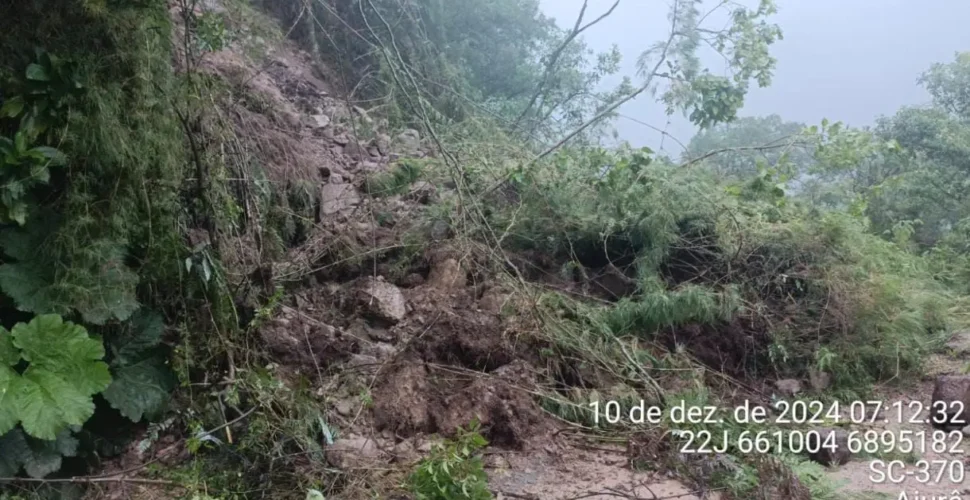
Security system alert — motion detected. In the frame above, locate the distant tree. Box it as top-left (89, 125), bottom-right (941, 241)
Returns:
top-left (919, 51), bottom-right (970, 120)
top-left (684, 114), bottom-right (811, 180)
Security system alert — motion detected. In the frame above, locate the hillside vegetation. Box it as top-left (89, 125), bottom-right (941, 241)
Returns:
top-left (0, 0), bottom-right (968, 499)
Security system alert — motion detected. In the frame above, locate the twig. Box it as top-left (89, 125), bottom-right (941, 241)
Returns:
top-left (513, 0), bottom-right (621, 129)
top-left (0, 476), bottom-right (176, 486)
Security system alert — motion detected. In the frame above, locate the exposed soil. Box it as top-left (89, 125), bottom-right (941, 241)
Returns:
top-left (824, 346), bottom-right (970, 499)
top-left (489, 445), bottom-right (715, 500)
top-left (117, 4), bottom-right (970, 500)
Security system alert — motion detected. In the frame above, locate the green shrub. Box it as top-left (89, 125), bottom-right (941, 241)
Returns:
top-left (408, 422), bottom-right (492, 500)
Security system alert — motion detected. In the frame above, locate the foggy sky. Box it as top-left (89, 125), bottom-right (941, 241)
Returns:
top-left (538, 0), bottom-right (970, 155)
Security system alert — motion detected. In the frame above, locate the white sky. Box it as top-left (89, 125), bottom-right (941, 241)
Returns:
top-left (538, 0), bottom-right (970, 154)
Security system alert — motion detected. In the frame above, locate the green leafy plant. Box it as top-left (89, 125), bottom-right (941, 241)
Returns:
top-left (408, 422), bottom-right (492, 500)
top-left (0, 51), bottom-right (80, 225)
top-left (0, 314), bottom-right (111, 441)
top-left (102, 309), bottom-right (176, 422)
top-left (194, 11), bottom-right (230, 52)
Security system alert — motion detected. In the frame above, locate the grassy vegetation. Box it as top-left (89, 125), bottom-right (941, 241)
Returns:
top-left (1, 0), bottom-right (968, 499)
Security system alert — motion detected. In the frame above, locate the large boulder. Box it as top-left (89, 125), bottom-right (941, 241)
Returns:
top-left (931, 375), bottom-right (970, 430)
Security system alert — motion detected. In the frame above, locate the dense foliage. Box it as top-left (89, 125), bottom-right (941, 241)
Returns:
top-left (0, 0), bottom-right (967, 498)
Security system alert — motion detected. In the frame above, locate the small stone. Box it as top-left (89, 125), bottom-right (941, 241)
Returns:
top-left (393, 128), bottom-right (421, 156)
top-left (326, 437), bottom-right (382, 469)
top-left (319, 183), bottom-right (360, 217)
top-left (373, 133), bottom-right (391, 155)
top-left (333, 133), bottom-right (350, 146)
top-left (310, 114), bottom-right (331, 129)
top-left (774, 379), bottom-right (802, 397)
top-left (429, 220), bottom-right (451, 241)
top-left (405, 181), bottom-right (437, 205)
top-left (808, 369), bottom-right (832, 392)
top-left (335, 399), bottom-right (354, 417)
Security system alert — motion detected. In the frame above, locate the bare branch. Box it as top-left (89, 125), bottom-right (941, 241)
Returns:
top-left (512, 0), bottom-right (621, 130)
top-left (533, 0), bottom-right (679, 162)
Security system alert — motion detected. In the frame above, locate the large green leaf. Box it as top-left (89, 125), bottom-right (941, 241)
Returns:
top-left (0, 429), bottom-right (31, 477)
top-left (5, 315), bottom-right (111, 440)
top-left (103, 356), bottom-right (174, 422)
top-left (16, 368), bottom-right (96, 441)
top-left (0, 366), bottom-right (19, 436)
top-left (13, 314), bottom-right (111, 396)
top-left (0, 219), bottom-right (140, 325)
top-left (0, 328), bottom-right (17, 366)
top-left (112, 309), bottom-right (165, 366)
top-left (0, 261), bottom-right (68, 317)
top-left (22, 429), bottom-right (79, 478)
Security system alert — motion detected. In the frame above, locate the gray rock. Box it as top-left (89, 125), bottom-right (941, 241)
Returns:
top-left (319, 183), bottom-right (360, 217)
top-left (334, 399), bottom-right (355, 417)
top-left (808, 369), bottom-right (832, 392)
top-left (343, 140), bottom-right (367, 160)
top-left (429, 220), bottom-right (451, 241)
top-left (393, 128), bottom-right (421, 156)
top-left (774, 379), bottom-right (802, 397)
top-left (405, 181), bottom-right (437, 205)
top-left (310, 114), bottom-right (331, 129)
top-left (333, 133), bottom-right (350, 146)
top-left (355, 277), bottom-right (407, 324)
top-left (931, 375), bottom-right (970, 430)
top-left (373, 133), bottom-right (392, 155)
top-left (807, 428), bottom-right (851, 466)
top-left (326, 437), bottom-right (382, 469)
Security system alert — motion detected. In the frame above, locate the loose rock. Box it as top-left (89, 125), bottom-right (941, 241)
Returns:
top-left (326, 437), bottom-right (382, 469)
top-left (394, 128), bottom-right (421, 156)
top-left (406, 181), bottom-right (438, 204)
top-left (310, 114), bottom-right (331, 129)
top-left (333, 132), bottom-right (350, 146)
top-left (355, 277), bottom-right (407, 324)
top-left (774, 379), bottom-right (802, 397)
top-left (808, 369), bottom-right (832, 392)
top-left (319, 183), bottom-right (360, 217)
top-left (373, 133), bottom-right (391, 155)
